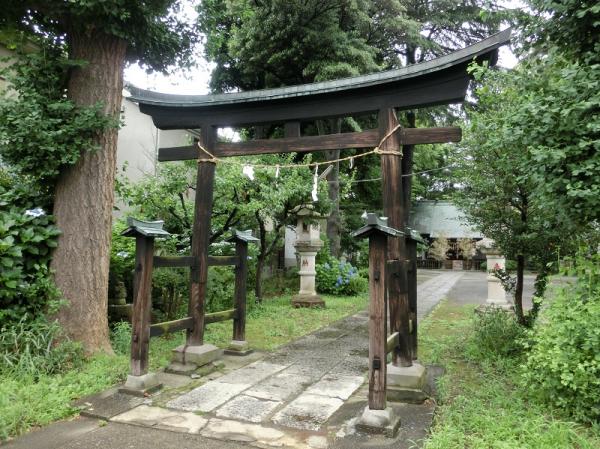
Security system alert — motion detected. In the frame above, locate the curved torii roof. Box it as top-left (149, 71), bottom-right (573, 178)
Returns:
top-left (128, 29), bottom-right (510, 129)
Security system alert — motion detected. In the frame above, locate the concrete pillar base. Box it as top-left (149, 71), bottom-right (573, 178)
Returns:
top-left (119, 373), bottom-right (162, 397)
top-left (291, 294), bottom-right (325, 308)
top-left (224, 340), bottom-right (254, 356)
top-left (167, 344), bottom-right (222, 374)
top-left (355, 406), bottom-right (401, 438)
top-left (386, 362), bottom-right (428, 404)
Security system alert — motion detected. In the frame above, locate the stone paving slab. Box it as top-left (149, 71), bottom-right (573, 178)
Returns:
top-left (215, 394), bottom-right (282, 423)
top-left (113, 405), bottom-right (208, 434)
top-left (305, 374), bottom-right (364, 400)
top-left (200, 418), bottom-right (306, 447)
top-left (166, 381), bottom-right (251, 412)
top-left (244, 372), bottom-right (311, 401)
top-left (216, 360), bottom-right (288, 385)
top-left (73, 389), bottom-right (146, 420)
top-left (272, 393), bottom-right (345, 430)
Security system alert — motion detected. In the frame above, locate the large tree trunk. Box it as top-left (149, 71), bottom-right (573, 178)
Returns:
top-left (52, 30), bottom-right (127, 353)
top-left (514, 254), bottom-right (525, 324)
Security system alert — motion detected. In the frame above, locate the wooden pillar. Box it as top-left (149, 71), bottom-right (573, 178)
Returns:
top-left (379, 108), bottom-right (412, 367)
top-left (284, 121), bottom-right (301, 138)
top-left (402, 126), bottom-right (418, 359)
top-left (233, 240), bottom-right (248, 341)
top-left (368, 232), bottom-right (387, 410)
top-left (407, 238), bottom-right (418, 359)
top-left (188, 124), bottom-right (217, 346)
top-left (130, 235), bottom-right (155, 376)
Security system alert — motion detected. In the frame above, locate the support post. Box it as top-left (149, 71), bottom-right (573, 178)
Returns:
top-left (378, 108), bottom-right (411, 367)
top-left (407, 238), bottom-right (418, 359)
top-left (118, 217), bottom-right (175, 395)
top-left (401, 113), bottom-right (418, 360)
top-left (233, 239), bottom-right (248, 342)
top-left (368, 232), bottom-right (388, 410)
top-left (189, 124), bottom-right (217, 345)
top-left (353, 214), bottom-right (402, 437)
top-left (170, 125), bottom-right (221, 373)
top-left (225, 229), bottom-right (258, 356)
top-left (130, 235), bottom-right (154, 377)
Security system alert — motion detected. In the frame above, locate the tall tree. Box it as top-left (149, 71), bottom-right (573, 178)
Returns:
top-left (198, 0), bottom-right (504, 257)
top-left (198, 0), bottom-right (408, 257)
top-left (455, 60), bottom-right (588, 325)
top-left (2, 2), bottom-right (196, 352)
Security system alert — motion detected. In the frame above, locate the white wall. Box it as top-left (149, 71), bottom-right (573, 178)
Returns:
top-left (115, 98), bottom-right (190, 216)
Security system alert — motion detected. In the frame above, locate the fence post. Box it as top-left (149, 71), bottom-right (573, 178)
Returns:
top-left (120, 218), bottom-right (170, 395)
top-left (406, 228), bottom-right (424, 360)
top-left (353, 214), bottom-right (402, 436)
top-left (225, 230), bottom-right (258, 356)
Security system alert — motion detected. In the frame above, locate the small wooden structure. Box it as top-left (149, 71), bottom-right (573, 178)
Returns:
top-left (352, 214), bottom-right (403, 410)
top-left (125, 31), bottom-right (510, 391)
top-left (122, 220), bottom-right (257, 389)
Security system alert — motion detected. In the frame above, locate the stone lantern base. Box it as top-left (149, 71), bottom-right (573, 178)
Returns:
top-left (291, 294), bottom-right (325, 308)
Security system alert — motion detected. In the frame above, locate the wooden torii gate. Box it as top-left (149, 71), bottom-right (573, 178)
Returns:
top-left (127, 30), bottom-right (510, 388)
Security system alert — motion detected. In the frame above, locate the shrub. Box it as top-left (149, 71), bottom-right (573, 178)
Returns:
top-left (467, 308), bottom-right (525, 361)
top-left (0, 187), bottom-right (61, 326)
top-left (316, 256), bottom-right (367, 296)
top-left (522, 251), bottom-right (600, 424)
top-left (0, 316), bottom-right (84, 378)
top-left (110, 321), bottom-right (132, 356)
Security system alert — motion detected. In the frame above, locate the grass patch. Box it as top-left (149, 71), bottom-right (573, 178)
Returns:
top-left (0, 292), bottom-right (366, 440)
top-left (419, 300), bottom-right (600, 449)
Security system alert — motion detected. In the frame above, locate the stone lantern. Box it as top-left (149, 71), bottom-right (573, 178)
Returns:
top-left (477, 239), bottom-right (511, 309)
top-left (292, 205), bottom-right (325, 308)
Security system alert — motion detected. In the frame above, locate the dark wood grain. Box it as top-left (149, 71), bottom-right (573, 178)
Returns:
top-left (208, 255), bottom-right (238, 266)
top-left (153, 256), bottom-right (196, 268)
top-left (407, 239), bottom-right (418, 359)
top-left (205, 308), bottom-right (237, 324)
top-left (158, 127), bottom-right (460, 161)
top-left (130, 236), bottom-right (154, 377)
top-left (188, 125), bottom-right (216, 346)
top-left (232, 240), bottom-right (248, 341)
top-left (149, 317), bottom-right (194, 337)
top-left (386, 332), bottom-right (400, 354)
top-left (368, 232), bottom-right (388, 410)
top-left (379, 108), bottom-right (412, 368)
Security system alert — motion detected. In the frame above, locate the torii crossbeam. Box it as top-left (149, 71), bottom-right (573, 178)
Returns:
top-left (127, 29), bottom-right (510, 380)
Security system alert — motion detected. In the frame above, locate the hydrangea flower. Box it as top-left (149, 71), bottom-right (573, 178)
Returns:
top-left (25, 208), bottom-right (45, 217)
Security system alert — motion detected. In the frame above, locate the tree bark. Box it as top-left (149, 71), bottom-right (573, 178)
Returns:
top-left (52, 30), bottom-right (127, 353)
top-left (515, 254), bottom-right (525, 324)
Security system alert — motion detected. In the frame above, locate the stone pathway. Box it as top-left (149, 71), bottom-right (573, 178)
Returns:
top-left (111, 270), bottom-right (464, 444)
top-left (417, 271), bottom-right (464, 320)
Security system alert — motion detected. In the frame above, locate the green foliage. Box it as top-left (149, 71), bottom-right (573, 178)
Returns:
top-left (0, 290), bottom-right (367, 440)
top-left (110, 321), bottom-right (132, 356)
top-left (206, 267), bottom-right (235, 313)
top-left (0, 187), bottom-right (61, 326)
top-left (2, 1), bottom-right (197, 74)
top-left (524, 0), bottom-right (599, 63)
top-left (0, 42), bottom-right (114, 193)
top-left (0, 316), bottom-right (84, 379)
top-left (467, 308), bottom-right (525, 361)
top-left (522, 252), bottom-right (600, 424)
top-left (419, 301), bottom-right (600, 449)
top-left (316, 257), bottom-right (367, 295)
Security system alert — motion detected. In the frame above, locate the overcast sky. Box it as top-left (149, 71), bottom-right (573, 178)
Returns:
top-left (124, 1), bottom-right (522, 95)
